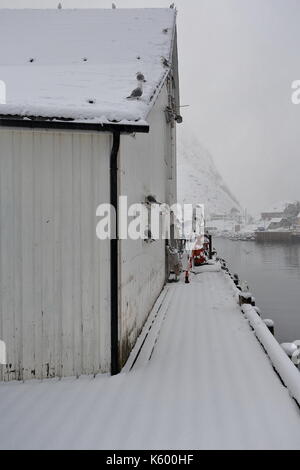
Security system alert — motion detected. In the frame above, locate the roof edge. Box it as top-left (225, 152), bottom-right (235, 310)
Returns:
top-left (0, 116), bottom-right (149, 134)
top-left (144, 9), bottom-right (178, 119)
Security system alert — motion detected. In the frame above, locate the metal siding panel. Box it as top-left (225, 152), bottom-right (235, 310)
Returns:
top-left (92, 134), bottom-right (100, 373)
top-left (92, 133), bottom-right (101, 373)
top-left (0, 132), bottom-right (15, 381)
top-left (80, 133), bottom-right (95, 375)
top-left (72, 133), bottom-right (83, 377)
top-left (118, 85), bottom-right (170, 366)
top-left (32, 131), bottom-right (43, 379)
top-left (60, 133), bottom-right (74, 377)
top-left (41, 133), bottom-right (55, 378)
top-left (12, 131), bottom-right (23, 380)
top-left (20, 131), bottom-right (35, 380)
top-left (0, 129), bottom-right (111, 381)
top-left (53, 132), bottom-right (63, 377)
top-left (97, 134), bottom-right (111, 372)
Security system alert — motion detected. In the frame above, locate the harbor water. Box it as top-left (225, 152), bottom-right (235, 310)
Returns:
top-left (214, 237), bottom-right (300, 344)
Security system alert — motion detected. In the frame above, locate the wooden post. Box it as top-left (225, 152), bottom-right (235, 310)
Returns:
top-left (208, 234), bottom-right (213, 259)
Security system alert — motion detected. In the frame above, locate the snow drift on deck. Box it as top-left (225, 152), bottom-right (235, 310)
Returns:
top-left (0, 9), bottom-right (176, 124)
top-left (1, 270), bottom-right (300, 449)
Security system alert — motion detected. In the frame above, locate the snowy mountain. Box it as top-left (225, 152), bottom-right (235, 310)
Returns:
top-left (177, 128), bottom-right (241, 218)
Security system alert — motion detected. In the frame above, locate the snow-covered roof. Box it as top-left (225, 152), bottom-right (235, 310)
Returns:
top-left (0, 8), bottom-right (177, 125)
top-left (262, 201), bottom-right (297, 214)
top-left (268, 218), bottom-right (283, 224)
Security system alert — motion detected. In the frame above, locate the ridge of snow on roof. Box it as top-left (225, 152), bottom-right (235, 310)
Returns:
top-left (0, 8), bottom-right (176, 124)
top-left (267, 218), bottom-right (283, 224)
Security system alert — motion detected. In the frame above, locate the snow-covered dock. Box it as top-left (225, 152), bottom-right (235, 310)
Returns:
top-left (1, 266), bottom-right (300, 450)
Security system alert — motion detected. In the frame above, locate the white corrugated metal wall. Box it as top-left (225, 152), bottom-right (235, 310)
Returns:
top-left (119, 83), bottom-right (177, 366)
top-left (0, 129), bottom-right (111, 381)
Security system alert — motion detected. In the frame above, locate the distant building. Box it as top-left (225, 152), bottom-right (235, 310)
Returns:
top-left (210, 207), bottom-right (241, 223)
top-left (266, 217), bottom-right (295, 231)
top-left (261, 201), bottom-right (300, 221)
top-left (210, 213), bottom-right (227, 221)
top-left (294, 212), bottom-right (300, 230)
top-left (266, 218), bottom-right (284, 230)
top-left (261, 211), bottom-right (285, 221)
top-left (205, 226), bottom-right (218, 234)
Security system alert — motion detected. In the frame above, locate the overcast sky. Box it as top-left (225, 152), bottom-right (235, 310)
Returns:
top-left (1, 0), bottom-right (300, 213)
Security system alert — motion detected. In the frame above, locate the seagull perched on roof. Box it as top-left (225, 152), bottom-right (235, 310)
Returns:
top-left (170, 3), bottom-right (175, 8)
top-left (136, 72), bottom-right (146, 82)
top-left (112, 3), bottom-right (116, 8)
top-left (126, 73), bottom-right (146, 100)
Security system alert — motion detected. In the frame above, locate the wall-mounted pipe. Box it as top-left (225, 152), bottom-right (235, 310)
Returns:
top-left (110, 132), bottom-right (121, 376)
top-left (108, 127), bottom-right (149, 375)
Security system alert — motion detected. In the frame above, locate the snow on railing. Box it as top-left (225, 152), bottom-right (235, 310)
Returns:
top-left (242, 304), bottom-right (300, 407)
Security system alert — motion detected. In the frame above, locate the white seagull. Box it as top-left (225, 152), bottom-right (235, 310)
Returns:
top-left (126, 73), bottom-right (146, 100)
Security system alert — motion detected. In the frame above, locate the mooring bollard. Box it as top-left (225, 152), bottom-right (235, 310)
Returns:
top-left (239, 292), bottom-right (253, 306)
top-left (292, 341), bottom-right (300, 367)
top-left (280, 341), bottom-right (300, 367)
top-left (218, 257), bottom-right (227, 269)
top-left (263, 318), bottom-right (275, 335)
top-left (281, 342), bottom-right (298, 358)
top-left (253, 306), bottom-right (262, 317)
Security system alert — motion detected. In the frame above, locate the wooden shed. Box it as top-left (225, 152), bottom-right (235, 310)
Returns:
top-left (0, 8), bottom-right (180, 380)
